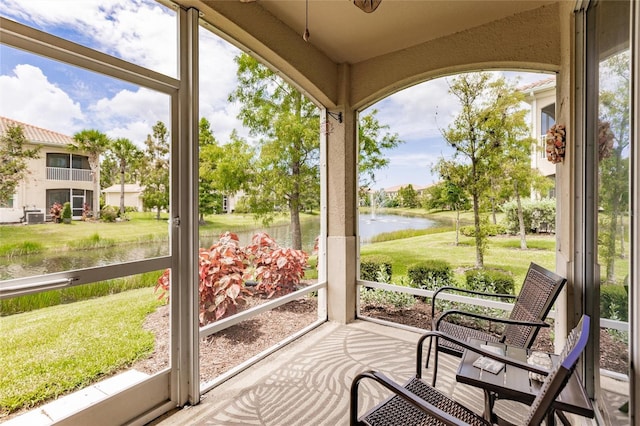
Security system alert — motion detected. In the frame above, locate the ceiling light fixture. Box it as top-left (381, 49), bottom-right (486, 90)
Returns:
top-left (353, 0), bottom-right (382, 13)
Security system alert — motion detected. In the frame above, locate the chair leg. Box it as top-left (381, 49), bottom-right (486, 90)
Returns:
top-left (431, 340), bottom-right (439, 387)
top-left (425, 334), bottom-right (433, 368)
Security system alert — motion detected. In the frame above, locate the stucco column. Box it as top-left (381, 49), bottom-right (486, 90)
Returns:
top-left (325, 64), bottom-right (358, 324)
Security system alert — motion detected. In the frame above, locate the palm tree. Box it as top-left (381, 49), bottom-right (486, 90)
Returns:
top-left (110, 138), bottom-right (142, 217)
top-left (69, 129), bottom-right (110, 219)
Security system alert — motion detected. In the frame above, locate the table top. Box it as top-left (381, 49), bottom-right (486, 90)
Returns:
top-left (456, 339), bottom-right (594, 418)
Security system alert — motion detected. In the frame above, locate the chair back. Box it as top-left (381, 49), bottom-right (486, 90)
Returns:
top-left (502, 263), bottom-right (566, 347)
top-left (525, 315), bottom-right (590, 425)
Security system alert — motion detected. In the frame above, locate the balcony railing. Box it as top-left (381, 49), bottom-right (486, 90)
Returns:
top-left (47, 167), bottom-right (92, 182)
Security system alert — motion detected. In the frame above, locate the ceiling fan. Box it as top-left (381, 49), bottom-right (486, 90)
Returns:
top-left (353, 0), bottom-right (382, 13)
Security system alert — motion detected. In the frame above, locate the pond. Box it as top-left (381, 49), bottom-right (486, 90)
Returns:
top-left (0, 213), bottom-right (442, 280)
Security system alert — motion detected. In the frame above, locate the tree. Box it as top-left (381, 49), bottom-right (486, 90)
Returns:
top-left (598, 51), bottom-right (630, 283)
top-left (141, 121), bottom-right (170, 220)
top-left (397, 184), bottom-right (418, 208)
top-left (358, 109), bottom-right (404, 195)
top-left (110, 137), bottom-right (142, 217)
top-left (229, 54), bottom-right (319, 250)
top-left (198, 118), bottom-right (222, 222)
top-left (70, 129), bottom-right (110, 218)
top-left (482, 78), bottom-right (537, 249)
top-left (0, 124), bottom-right (40, 206)
top-left (439, 73), bottom-right (528, 267)
top-left (432, 160), bottom-right (471, 246)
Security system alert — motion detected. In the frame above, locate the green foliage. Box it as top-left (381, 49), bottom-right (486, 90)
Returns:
top-left (407, 260), bottom-right (454, 290)
top-left (360, 255), bottom-right (393, 281)
top-left (229, 53), bottom-right (319, 250)
top-left (460, 223), bottom-right (506, 237)
top-left (0, 241), bottom-right (43, 257)
top-left (600, 284), bottom-right (628, 322)
top-left (61, 202), bottom-right (72, 221)
top-left (360, 287), bottom-right (416, 309)
top-left (0, 124), bottom-right (40, 206)
top-left (0, 272), bottom-right (160, 315)
top-left (100, 205), bottom-right (118, 222)
top-left (69, 233), bottom-right (115, 250)
top-left (358, 109), bottom-right (404, 191)
top-left (465, 268), bottom-right (515, 294)
top-left (141, 121), bottom-right (170, 220)
top-left (369, 226), bottom-right (452, 243)
top-left (501, 198), bottom-right (556, 234)
top-left (396, 184), bottom-right (419, 208)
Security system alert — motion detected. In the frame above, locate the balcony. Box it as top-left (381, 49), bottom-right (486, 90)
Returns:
top-left (46, 167), bottom-right (92, 182)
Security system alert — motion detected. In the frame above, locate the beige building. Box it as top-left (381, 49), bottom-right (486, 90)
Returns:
top-left (0, 116), bottom-right (94, 222)
top-left (103, 183), bottom-right (144, 212)
top-left (522, 77), bottom-right (558, 196)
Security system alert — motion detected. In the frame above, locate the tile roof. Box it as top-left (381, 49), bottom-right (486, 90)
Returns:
top-left (0, 116), bottom-right (75, 146)
top-left (518, 76), bottom-right (556, 92)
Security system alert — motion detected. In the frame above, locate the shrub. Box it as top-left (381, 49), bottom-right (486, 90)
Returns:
top-left (101, 205), bottom-right (118, 222)
top-left (360, 255), bottom-right (392, 282)
top-left (156, 232), bottom-right (252, 326)
top-left (407, 260), bottom-right (453, 290)
top-left (49, 202), bottom-right (62, 223)
top-left (61, 202), bottom-right (72, 223)
top-left (460, 223), bottom-right (506, 237)
top-left (501, 198), bottom-right (556, 234)
top-left (360, 288), bottom-right (415, 309)
top-left (600, 284), bottom-right (628, 322)
top-left (244, 232), bottom-right (309, 298)
top-left (465, 268), bottom-right (515, 295)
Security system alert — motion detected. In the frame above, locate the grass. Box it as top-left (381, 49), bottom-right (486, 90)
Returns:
top-left (361, 230), bottom-right (557, 289)
top-left (0, 271), bottom-right (162, 315)
top-left (0, 288), bottom-right (162, 416)
top-left (0, 211), bottom-right (303, 255)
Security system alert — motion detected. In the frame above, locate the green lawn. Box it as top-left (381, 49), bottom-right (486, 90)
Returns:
top-left (361, 230), bottom-right (557, 288)
top-left (0, 211), bottom-right (301, 254)
top-left (0, 288), bottom-right (162, 415)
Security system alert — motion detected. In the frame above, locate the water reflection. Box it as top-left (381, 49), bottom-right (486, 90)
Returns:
top-left (1, 214), bottom-right (440, 280)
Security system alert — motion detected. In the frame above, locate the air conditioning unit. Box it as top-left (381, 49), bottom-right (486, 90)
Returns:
top-left (26, 212), bottom-right (45, 224)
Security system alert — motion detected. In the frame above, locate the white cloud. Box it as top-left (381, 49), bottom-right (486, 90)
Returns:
top-left (0, 0), bottom-right (178, 76)
top-left (0, 64), bottom-right (84, 134)
top-left (88, 87), bottom-right (171, 143)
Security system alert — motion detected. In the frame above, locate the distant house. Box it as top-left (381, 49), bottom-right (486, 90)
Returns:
top-left (382, 184), bottom-right (429, 198)
top-left (102, 184), bottom-right (144, 212)
top-left (521, 77), bottom-right (557, 198)
top-left (0, 117), bottom-right (94, 223)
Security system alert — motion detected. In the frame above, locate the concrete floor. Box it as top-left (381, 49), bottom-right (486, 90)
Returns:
top-left (148, 321), bottom-right (611, 426)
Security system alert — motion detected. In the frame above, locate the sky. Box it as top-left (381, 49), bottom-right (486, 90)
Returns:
top-left (0, 0), bottom-right (550, 190)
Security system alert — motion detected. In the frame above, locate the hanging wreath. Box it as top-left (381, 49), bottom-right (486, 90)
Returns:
top-left (598, 120), bottom-right (615, 160)
top-left (545, 124), bottom-right (566, 164)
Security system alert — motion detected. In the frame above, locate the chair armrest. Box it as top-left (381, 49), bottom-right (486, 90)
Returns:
top-left (431, 286), bottom-right (516, 318)
top-left (350, 370), bottom-right (473, 426)
top-left (435, 309), bottom-right (551, 331)
top-left (416, 331), bottom-right (550, 377)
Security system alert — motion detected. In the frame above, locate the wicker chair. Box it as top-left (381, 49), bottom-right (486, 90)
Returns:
top-left (427, 262), bottom-right (566, 386)
top-left (350, 315), bottom-right (591, 426)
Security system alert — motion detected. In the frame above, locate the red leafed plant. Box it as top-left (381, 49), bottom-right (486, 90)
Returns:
top-left (155, 232), bottom-right (252, 326)
top-left (245, 232), bottom-right (309, 298)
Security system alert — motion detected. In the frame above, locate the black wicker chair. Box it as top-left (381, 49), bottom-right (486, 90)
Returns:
top-left (427, 262), bottom-right (566, 386)
top-left (350, 315), bottom-right (590, 426)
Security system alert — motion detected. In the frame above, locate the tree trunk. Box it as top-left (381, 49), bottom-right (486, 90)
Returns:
top-left (119, 163), bottom-right (126, 217)
top-left (89, 155), bottom-right (100, 219)
top-left (472, 192), bottom-right (483, 268)
top-left (514, 182), bottom-right (527, 250)
top-left (455, 209), bottom-right (460, 246)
